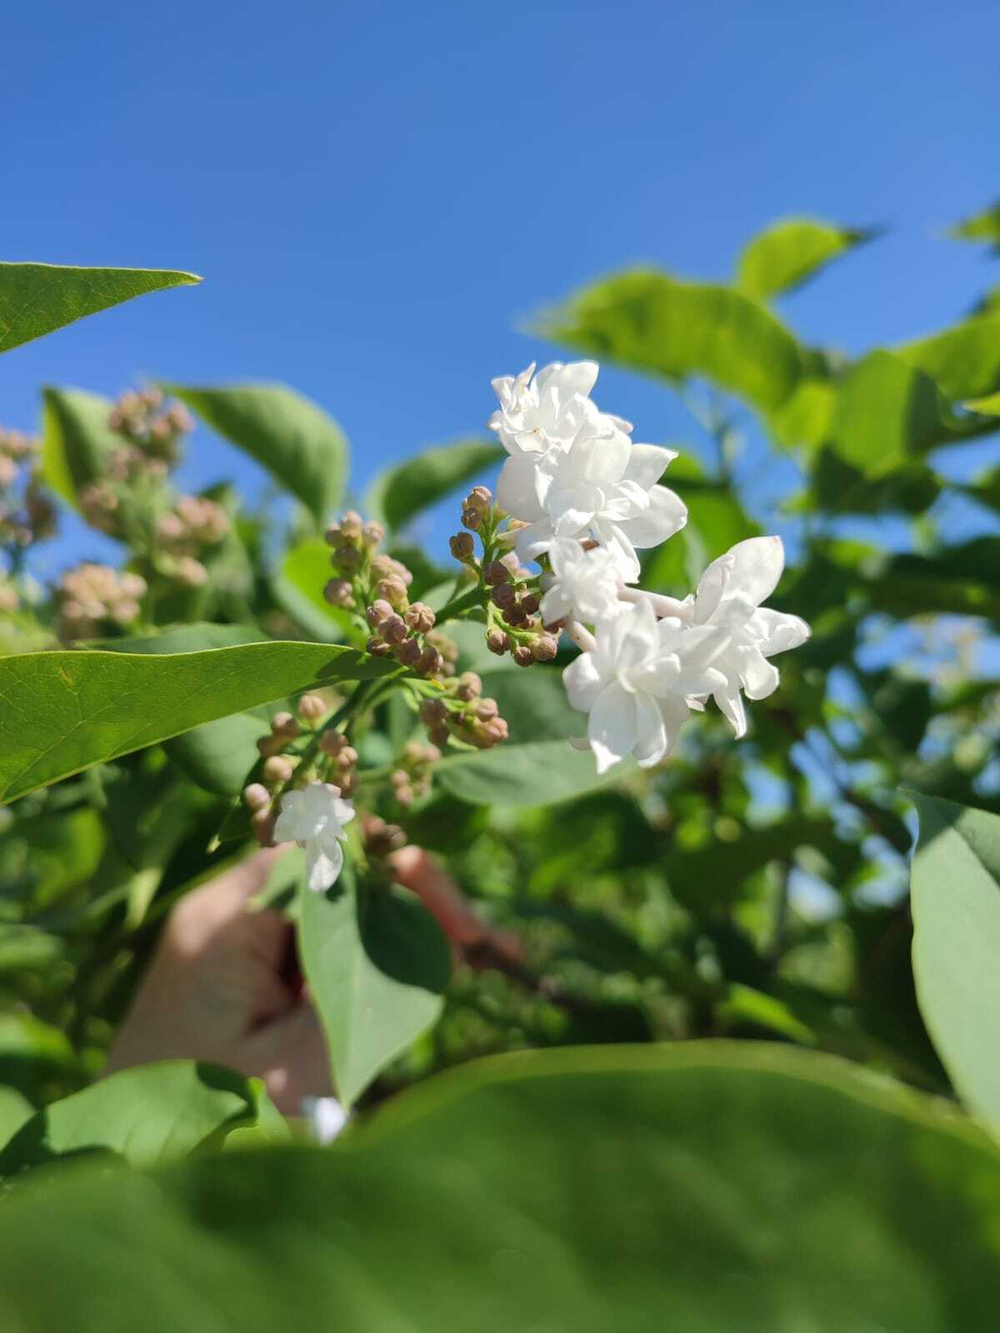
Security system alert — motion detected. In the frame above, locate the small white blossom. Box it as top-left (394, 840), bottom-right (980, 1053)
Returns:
top-left (302, 1095), bottom-right (349, 1145)
top-left (273, 781), bottom-right (355, 892)
top-left (683, 536), bottom-right (811, 737)
top-left (563, 599), bottom-right (731, 774)
top-left (489, 360), bottom-right (613, 457)
top-left (540, 538), bottom-right (624, 625)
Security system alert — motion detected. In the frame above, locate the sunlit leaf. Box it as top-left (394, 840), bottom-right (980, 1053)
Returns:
top-left (736, 217), bottom-right (876, 300)
top-left (0, 641), bottom-right (393, 803)
top-left (165, 383), bottom-right (348, 525)
top-left (40, 387), bottom-right (119, 509)
top-left (0, 263), bottom-right (200, 355)
top-left (909, 794), bottom-right (1000, 1130)
top-left (538, 269), bottom-right (804, 411)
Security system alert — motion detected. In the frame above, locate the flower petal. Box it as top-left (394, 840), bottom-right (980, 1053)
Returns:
top-left (753, 608), bottom-right (811, 656)
top-left (740, 647), bottom-right (781, 700)
top-left (306, 839), bottom-right (344, 893)
top-left (614, 484), bottom-right (687, 548)
top-left (496, 456), bottom-right (546, 521)
top-left (714, 684), bottom-right (747, 738)
top-left (633, 690), bottom-right (668, 768)
top-left (563, 649), bottom-right (607, 712)
top-left (723, 536), bottom-right (785, 606)
top-left (588, 681), bottom-right (638, 774)
top-left (623, 443), bottom-right (678, 491)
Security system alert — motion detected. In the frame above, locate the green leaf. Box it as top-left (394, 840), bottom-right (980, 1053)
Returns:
top-left (736, 217), bottom-right (876, 299)
top-left (40, 387), bottom-right (119, 508)
top-left (299, 860), bottom-right (450, 1107)
top-left (899, 313), bottom-right (1000, 401)
top-left (0, 263), bottom-right (200, 355)
top-left (866, 538), bottom-right (1000, 622)
top-left (165, 383), bottom-right (348, 525)
top-left (909, 794), bottom-right (1000, 1129)
top-left (538, 268), bottom-right (804, 411)
top-left (437, 739), bottom-right (630, 807)
top-left (0, 1088), bottom-right (33, 1149)
top-left (96, 624), bottom-right (274, 796)
top-left (2, 1044), bottom-right (1000, 1328)
top-left (0, 641), bottom-right (393, 804)
top-left (827, 350), bottom-right (950, 473)
top-left (0, 1061), bottom-right (271, 1176)
top-left (948, 201), bottom-right (1000, 245)
top-left (365, 438), bottom-right (502, 532)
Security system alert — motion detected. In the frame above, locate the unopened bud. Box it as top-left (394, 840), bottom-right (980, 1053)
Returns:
top-left (333, 544), bottom-right (363, 573)
top-left (405, 601), bottom-right (436, 633)
top-left (324, 578), bottom-right (356, 608)
top-left (482, 560), bottom-right (510, 587)
top-left (465, 485), bottom-right (492, 513)
top-left (483, 717), bottom-right (508, 745)
top-left (366, 817), bottom-right (408, 856)
top-left (339, 510), bottom-right (363, 538)
top-left (336, 745), bottom-right (358, 770)
top-left (417, 646), bottom-right (444, 676)
top-left (380, 613), bottom-right (408, 645)
top-left (324, 522), bottom-right (342, 547)
top-left (461, 506), bottom-right (483, 531)
top-left (297, 693), bottom-right (326, 722)
top-left (475, 697), bottom-right (499, 721)
top-left (531, 634), bottom-right (558, 662)
top-left (395, 637), bottom-right (422, 666)
top-left (449, 532), bottom-right (475, 562)
top-left (491, 583), bottom-right (517, 610)
top-left (362, 520), bottom-right (385, 546)
top-left (366, 598), bottom-right (393, 628)
top-left (319, 729), bottom-right (346, 757)
top-left (456, 671), bottom-right (482, 701)
top-left (242, 782), bottom-right (271, 812)
top-left (513, 644), bottom-right (534, 667)
top-left (263, 755), bottom-right (294, 784)
top-left (428, 721), bottom-right (450, 747)
top-left (375, 576), bottom-right (409, 610)
top-left (271, 712), bottom-right (299, 737)
top-left (521, 593), bottom-right (540, 615)
top-left (251, 808), bottom-right (277, 847)
top-left (419, 698), bottom-right (448, 725)
top-left (486, 628), bottom-right (510, 656)
top-left (366, 635), bottom-right (392, 656)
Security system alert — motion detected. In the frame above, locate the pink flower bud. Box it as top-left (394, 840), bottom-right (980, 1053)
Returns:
top-left (531, 635), bottom-right (558, 661)
top-left (491, 583), bottom-right (516, 610)
top-left (320, 577), bottom-right (352, 609)
top-left (271, 712), bottom-right (298, 735)
top-left (486, 628), bottom-right (510, 656)
top-left (264, 755), bottom-right (294, 784)
top-left (405, 602), bottom-right (436, 633)
top-left (419, 698), bottom-right (448, 725)
top-left (333, 544), bottom-right (363, 573)
top-left (395, 637), bottom-right (423, 666)
top-left (297, 693), bottom-right (326, 722)
top-left (482, 560), bottom-right (510, 587)
top-left (366, 636), bottom-right (392, 657)
top-left (339, 510), bottom-right (363, 538)
top-left (380, 613), bottom-right (408, 645)
top-left (417, 646), bottom-right (444, 676)
top-left (475, 697), bottom-right (499, 721)
top-left (242, 782), bottom-right (271, 812)
top-left (362, 520), bottom-right (385, 546)
top-left (366, 598), bottom-right (394, 628)
top-left (520, 592), bottom-right (540, 615)
top-left (456, 671), bottom-right (482, 701)
top-left (251, 808), bottom-right (277, 847)
top-left (513, 644), bottom-right (534, 667)
top-left (375, 576), bottom-right (409, 610)
top-left (319, 729), bottom-right (346, 756)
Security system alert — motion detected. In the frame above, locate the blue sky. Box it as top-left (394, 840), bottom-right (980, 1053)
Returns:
top-left (3, 0), bottom-right (1000, 579)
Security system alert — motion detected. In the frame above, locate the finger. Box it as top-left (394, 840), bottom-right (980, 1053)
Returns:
top-left (389, 846), bottom-right (491, 946)
top-left (244, 1001), bottom-right (334, 1113)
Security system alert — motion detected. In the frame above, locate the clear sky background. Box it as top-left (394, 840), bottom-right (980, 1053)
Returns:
top-left (3, 0), bottom-right (1000, 580)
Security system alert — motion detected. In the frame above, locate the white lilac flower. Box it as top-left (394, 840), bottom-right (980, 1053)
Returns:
top-left (489, 360), bottom-right (612, 458)
top-left (501, 433), bottom-right (687, 581)
top-left (539, 538), bottom-right (624, 626)
top-left (683, 536), bottom-right (811, 737)
top-left (562, 599), bottom-right (731, 774)
top-left (273, 781), bottom-right (355, 892)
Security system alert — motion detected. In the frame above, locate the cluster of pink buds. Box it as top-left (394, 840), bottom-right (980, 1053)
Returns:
top-left (449, 486), bottom-right (557, 668)
top-left (322, 510), bottom-right (388, 609)
top-left (154, 494), bottom-right (230, 587)
top-left (108, 387), bottom-right (193, 464)
top-left (58, 564), bottom-right (147, 640)
top-left (364, 814), bottom-right (408, 857)
top-left (389, 740), bottom-right (441, 808)
top-left (317, 727), bottom-right (359, 797)
top-left (0, 428), bottom-right (55, 552)
top-left (419, 672), bottom-right (509, 751)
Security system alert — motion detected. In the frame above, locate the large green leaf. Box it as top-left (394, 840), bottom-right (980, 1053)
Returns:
top-left (0, 1061), bottom-right (274, 1176)
top-left (299, 860), bottom-right (450, 1107)
top-left (365, 438), bottom-right (502, 532)
top-left (0, 263), bottom-right (200, 355)
top-left (1, 1044), bottom-right (1000, 1329)
top-left (909, 794), bottom-right (1000, 1129)
top-left (736, 217), bottom-right (875, 299)
top-left (539, 269), bottom-right (804, 411)
top-left (165, 383), bottom-right (348, 524)
top-left (437, 739), bottom-right (630, 806)
top-left (40, 387), bottom-right (119, 508)
top-left (866, 538), bottom-right (1000, 622)
top-left (0, 641), bottom-right (393, 804)
top-left (899, 313), bottom-right (1000, 401)
top-left (0, 1088), bottom-right (33, 1149)
top-left (827, 350), bottom-right (949, 473)
top-left (272, 536), bottom-right (355, 643)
